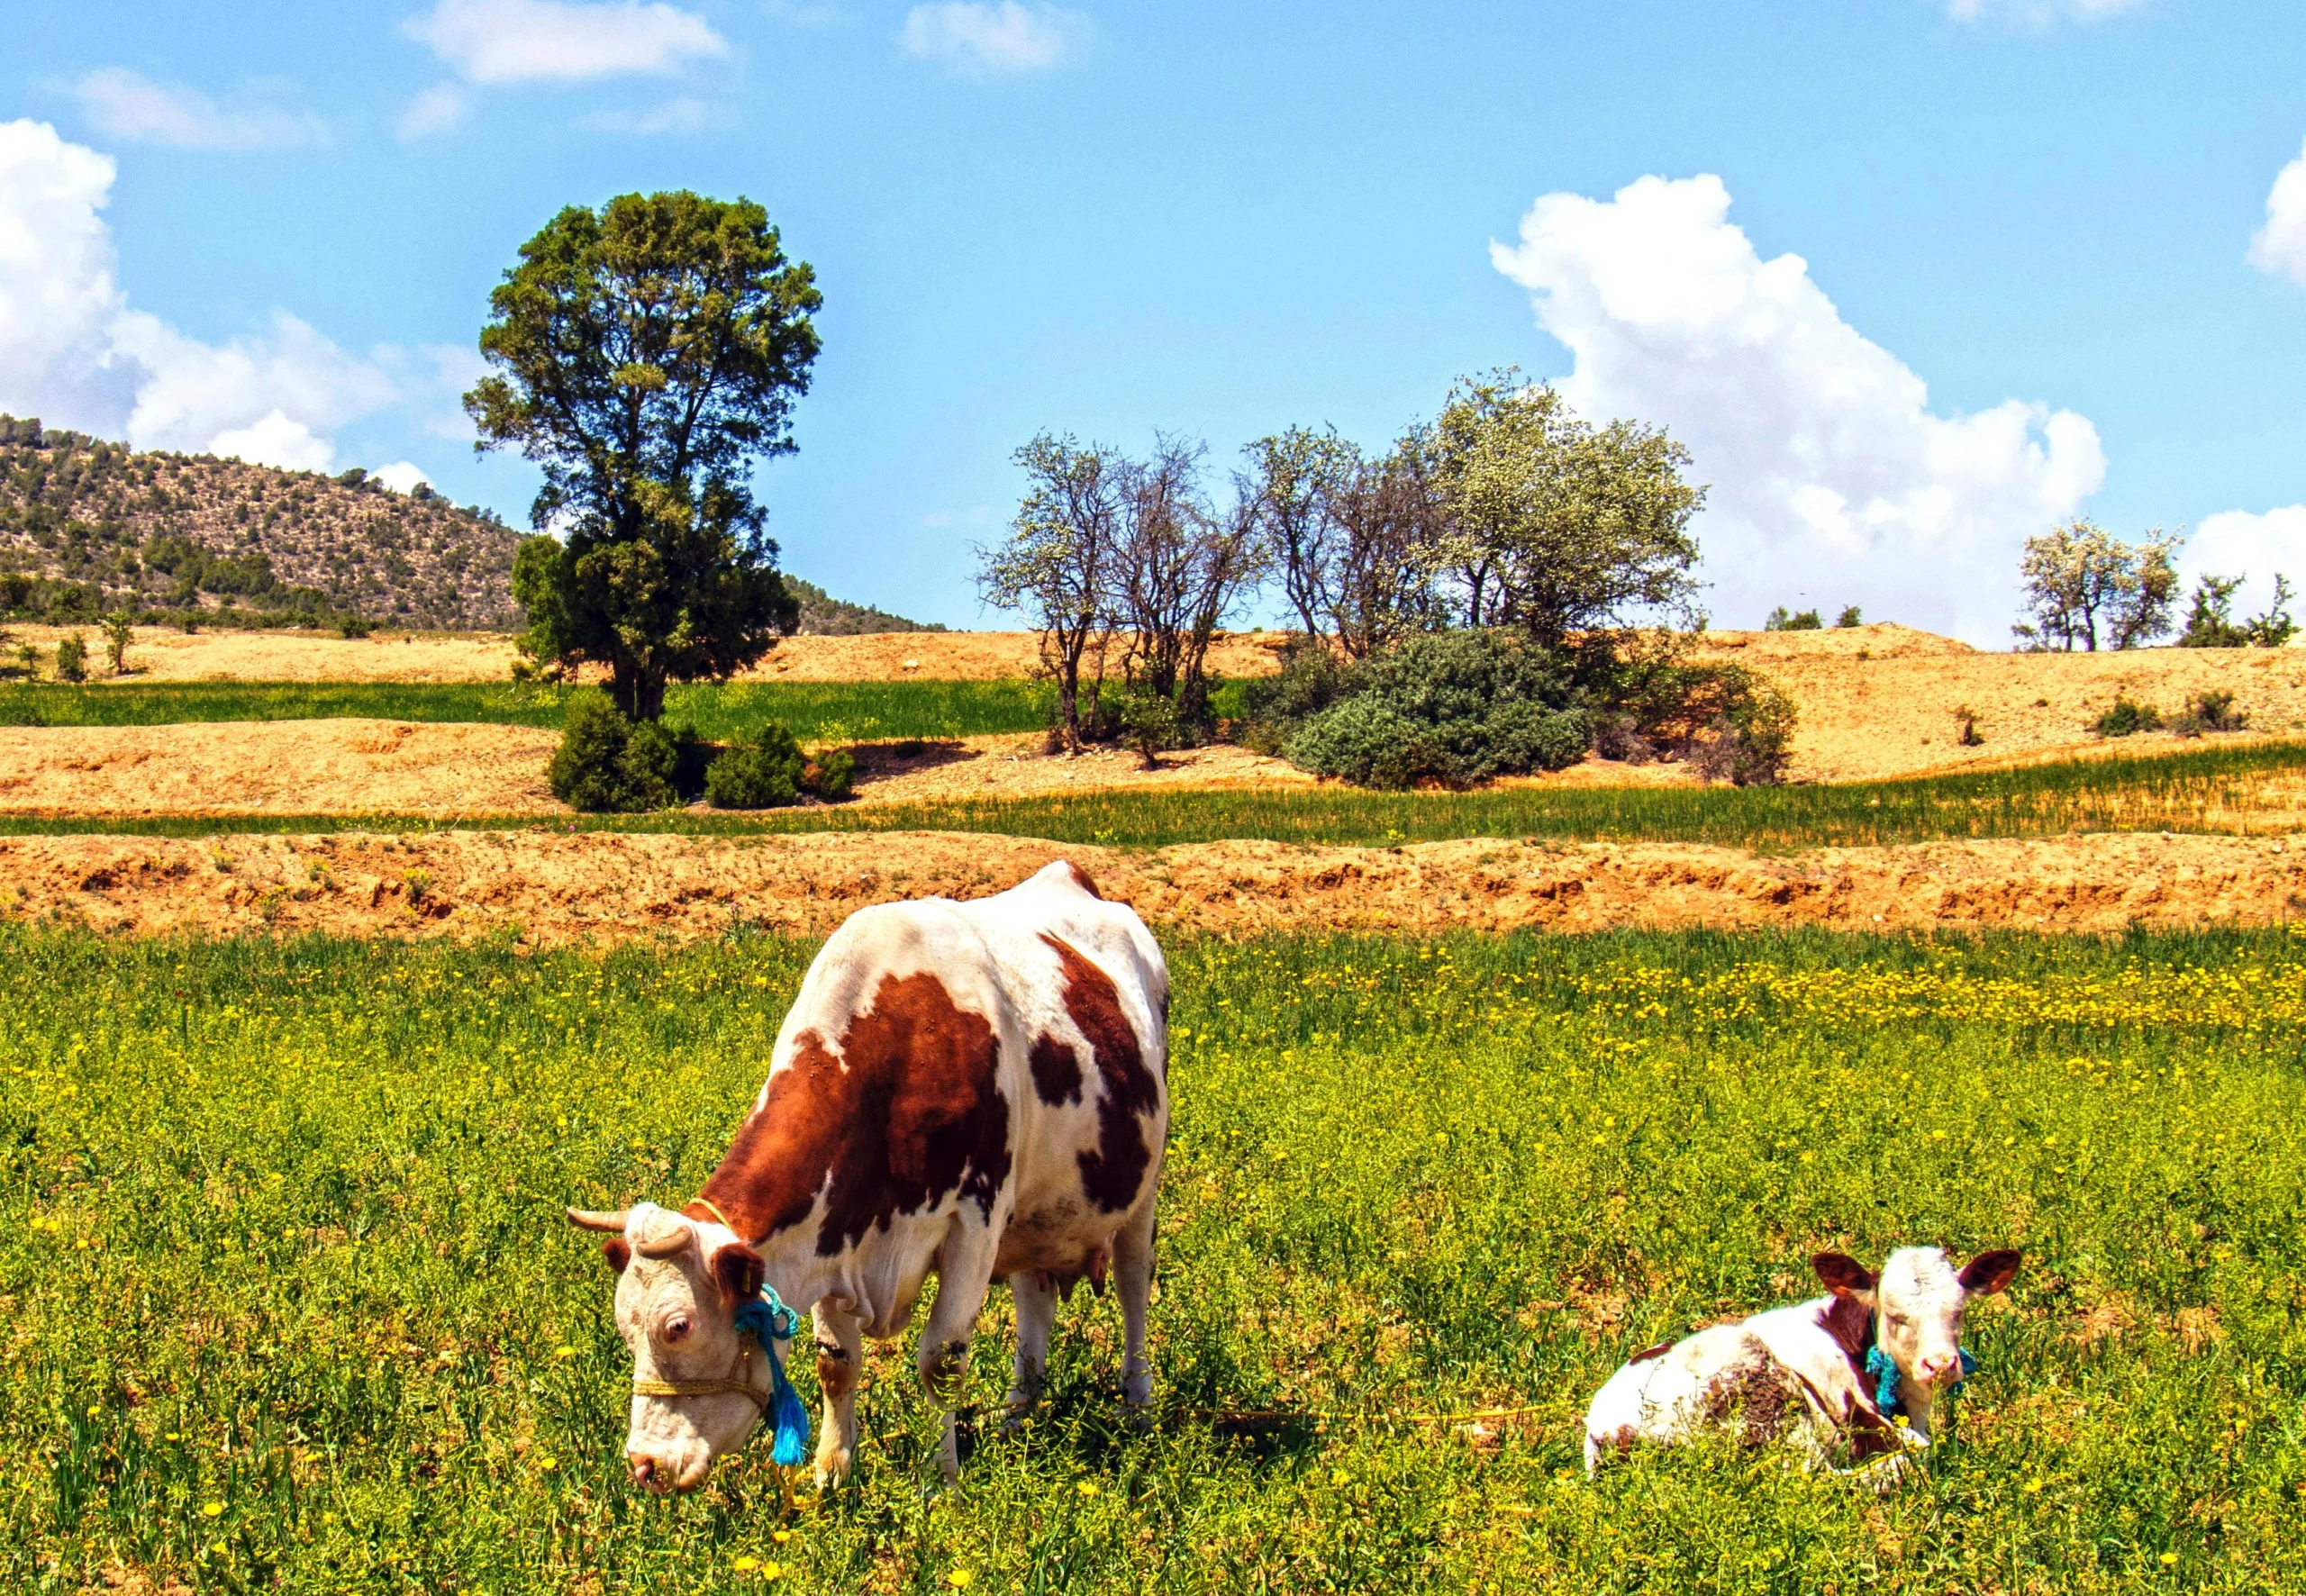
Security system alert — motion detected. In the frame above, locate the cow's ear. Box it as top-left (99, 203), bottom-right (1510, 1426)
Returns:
top-left (1958, 1249), bottom-right (2021, 1295)
top-left (1811, 1252), bottom-right (1877, 1295)
top-left (711, 1243), bottom-right (766, 1306)
top-left (603, 1238), bottom-right (631, 1274)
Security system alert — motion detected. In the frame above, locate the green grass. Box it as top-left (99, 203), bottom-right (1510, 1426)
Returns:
top-left (8, 924), bottom-right (2306, 1591)
top-left (0, 678), bottom-right (1053, 743)
top-left (3, 737), bottom-right (2301, 851)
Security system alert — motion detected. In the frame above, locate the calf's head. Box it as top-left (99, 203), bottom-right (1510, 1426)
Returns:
top-left (1814, 1245), bottom-right (2021, 1394)
top-left (567, 1202), bottom-right (769, 1492)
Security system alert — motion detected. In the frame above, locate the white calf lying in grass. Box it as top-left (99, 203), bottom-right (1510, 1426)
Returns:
top-left (1583, 1247), bottom-right (2021, 1477)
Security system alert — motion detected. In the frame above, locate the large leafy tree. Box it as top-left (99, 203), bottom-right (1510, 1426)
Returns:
top-left (469, 191), bottom-right (820, 721)
top-left (2011, 518), bottom-right (2182, 652)
top-left (1423, 372), bottom-right (1704, 644)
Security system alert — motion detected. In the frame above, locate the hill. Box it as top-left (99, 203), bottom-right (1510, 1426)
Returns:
top-left (0, 414), bottom-right (522, 630)
top-left (786, 576), bottom-right (945, 635)
top-left (0, 416), bottom-right (942, 637)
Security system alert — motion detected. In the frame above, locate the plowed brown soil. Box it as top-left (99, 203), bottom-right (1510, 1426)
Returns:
top-left (0, 721), bottom-right (562, 816)
top-left (7, 829), bottom-right (2301, 947)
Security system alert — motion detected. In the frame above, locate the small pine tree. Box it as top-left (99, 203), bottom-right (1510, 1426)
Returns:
top-left (54, 632), bottom-right (88, 683)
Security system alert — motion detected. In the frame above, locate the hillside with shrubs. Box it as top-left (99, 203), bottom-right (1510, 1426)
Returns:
top-left (0, 414), bottom-right (520, 630)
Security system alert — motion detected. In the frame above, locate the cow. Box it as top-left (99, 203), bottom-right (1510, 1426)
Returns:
top-left (567, 859), bottom-right (1169, 1491)
top-left (1583, 1246), bottom-right (2021, 1479)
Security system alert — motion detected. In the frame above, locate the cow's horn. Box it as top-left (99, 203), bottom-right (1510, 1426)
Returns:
top-left (566, 1207), bottom-right (631, 1233)
top-left (631, 1209), bottom-right (695, 1258)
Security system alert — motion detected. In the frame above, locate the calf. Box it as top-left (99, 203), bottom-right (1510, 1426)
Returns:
top-left (1583, 1247), bottom-right (2021, 1476)
top-left (567, 860), bottom-right (1169, 1491)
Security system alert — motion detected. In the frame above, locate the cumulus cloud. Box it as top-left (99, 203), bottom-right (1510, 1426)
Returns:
top-left (2247, 137), bottom-right (2306, 288)
top-left (73, 68), bottom-right (325, 151)
top-left (395, 83), bottom-right (471, 141)
top-left (1492, 173), bottom-right (2105, 642)
top-left (0, 117), bottom-right (405, 472)
top-left (2185, 506), bottom-right (2306, 619)
top-left (373, 460), bottom-right (433, 494)
top-left (1945, 0), bottom-right (2147, 24)
top-left (900, 2), bottom-right (1093, 74)
top-left (403, 0), bottom-right (728, 84)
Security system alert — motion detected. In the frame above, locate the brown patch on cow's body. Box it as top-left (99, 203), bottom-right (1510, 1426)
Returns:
top-left (1060, 861), bottom-right (1103, 899)
top-left (816, 1348), bottom-right (856, 1402)
top-left (1629, 1339), bottom-right (1675, 1365)
top-left (1699, 1336), bottom-right (1805, 1448)
top-left (1040, 933), bottom-right (1160, 1213)
top-left (1028, 1033), bottom-right (1084, 1105)
top-left (697, 971), bottom-right (1013, 1254)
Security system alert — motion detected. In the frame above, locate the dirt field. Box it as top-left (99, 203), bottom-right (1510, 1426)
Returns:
top-left (0, 721), bottom-right (562, 816)
top-left (6, 827), bottom-right (2300, 946)
top-left (5, 625), bottom-right (1294, 685)
top-left (1688, 625), bottom-right (2306, 782)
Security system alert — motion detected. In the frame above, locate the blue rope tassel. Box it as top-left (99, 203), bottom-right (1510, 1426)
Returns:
top-left (1866, 1346), bottom-right (1978, 1419)
top-left (732, 1285), bottom-right (811, 1467)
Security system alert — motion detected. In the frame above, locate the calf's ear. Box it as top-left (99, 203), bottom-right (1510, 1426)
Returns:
top-left (711, 1243), bottom-right (767, 1307)
top-left (1958, 1249), bottom-right (2022, 1295)
top-left (1811, 1252), bottom-right (1877, 1295)
top-left (603, 1238), bottom-right (631, 1274)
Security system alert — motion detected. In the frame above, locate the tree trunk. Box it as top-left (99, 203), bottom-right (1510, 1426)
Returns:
top-left (612, 660), bottom-right (668, 721)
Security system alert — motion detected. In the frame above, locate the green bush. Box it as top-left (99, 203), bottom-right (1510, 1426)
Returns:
top-left (1690, 666), bottom-right (1800, 785)
top-left (803, 747), bottom-right (856, 802)
top-left (1285, 629), bottom-right (1590, 789)
top-left (2174, 690), bottom-right (2246, 739)
top-left (547, 693), bottom-right (680, 812)
top-left (704, 723), bottom-right (805, 810)
top-left (1116, 688), bottom-right (1184, 770)
top-left (1239, 636), bottom-right (1356, 755)
top-left (53, 632), bottom-right (88, 684)
top-left (2093, 696), bottom-right (2164, 739)
top-left (1764, 605), bottom-right (1822, 631)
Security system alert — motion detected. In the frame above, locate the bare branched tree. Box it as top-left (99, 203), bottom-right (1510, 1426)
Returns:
top-left (1112, 435), bottom-right (1269, 726)
top-left (975, 433), bottom-right (1121, 751)
top-left (1248, 426), bottom-right (1358, 643)
top-left (1323, 437), bottom-right (1441, 660)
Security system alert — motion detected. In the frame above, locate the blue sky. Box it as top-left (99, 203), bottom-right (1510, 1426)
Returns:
top-left (4, 0), bottom-right (2304, 640)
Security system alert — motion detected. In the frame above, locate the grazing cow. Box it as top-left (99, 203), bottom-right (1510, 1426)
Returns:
top-left (567, 860), bottom-right (1169, 1491)
top-left (1583, 1247), bottom-right (2021, 1477)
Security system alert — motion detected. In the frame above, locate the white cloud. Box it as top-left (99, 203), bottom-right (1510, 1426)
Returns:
top-left (395, 83), bottom-right (471, 141)
top-left (403, 0), bottom-right (728, 84)
top-left (900, 2), bottom-right (1092, 74)
top-left (73, 68), bottom-right (325, 151)
top-left (582, 96), bottom-right (711, 135)
top-left (2247, 137), bottom-right (2306, 288)
top-left (207, 410), bottom-right (337, 473)
top-left (1492, 173), bottom-right (2106, 643)
top-left (0, 117), bottom-right (404, 471)
top-left (1946, 0), bottom-right (2147, 24)
top-left (373, 460), bottom-right (433, 494)
top-left (2186, 506), bottom-right (2306, 620)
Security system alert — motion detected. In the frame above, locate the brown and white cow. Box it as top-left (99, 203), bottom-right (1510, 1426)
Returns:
top-left (567, 859), bottom-right (1168, 1490)
top-left (1582, 1246), bottom-right (2021, 1480)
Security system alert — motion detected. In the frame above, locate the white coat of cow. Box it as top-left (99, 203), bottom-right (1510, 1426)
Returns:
top-left (1583, 1247), bottom-right (2020, 1478)
top-left (568, 860), bottom-right (1169, 1489)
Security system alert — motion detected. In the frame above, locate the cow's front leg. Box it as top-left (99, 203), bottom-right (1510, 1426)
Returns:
top-left (810, 1301), bottom-right (863, 1490)
top-left (918, 1254), bottom-right (995, 1485)
top-left (1112, 1197), bottom-right (1158, 1422)
top-left (1002, 1270), bottom-right (1058, 1431)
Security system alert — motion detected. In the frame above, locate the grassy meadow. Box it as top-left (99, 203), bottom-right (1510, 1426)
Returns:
top-left (0, 679), bottom-right (1054, 745)
top-left (9, 924), bottom-right (2306, 1592)
top-left (4, 735), bottom-right (2302, 852)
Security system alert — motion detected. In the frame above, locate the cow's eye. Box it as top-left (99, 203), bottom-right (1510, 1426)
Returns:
top-left (665, 1317), bottom-right (692, 1343)
top-left (1887, 1313), bottom-right (1909, 1328)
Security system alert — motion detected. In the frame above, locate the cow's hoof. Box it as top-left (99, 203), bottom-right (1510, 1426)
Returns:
top-left (813, 1448), bottom-right (854, 1492)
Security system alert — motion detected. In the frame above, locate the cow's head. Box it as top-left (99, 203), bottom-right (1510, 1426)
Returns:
top-left (567, 1202), bottom-right (769, 1492)
top-left (1814, 1246), bottom-right (2021, 1395)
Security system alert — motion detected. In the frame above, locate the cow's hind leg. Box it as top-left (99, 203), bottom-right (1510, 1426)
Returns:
top-left (919, 1239), bottom-right (997, 1485)
top-left (1112, 1193), bottom-right (1158, 1420)
top-left (810, 1301), bottom-right (864, 1491)
top-left (1002, 1270), bottom-right (1059, 1431)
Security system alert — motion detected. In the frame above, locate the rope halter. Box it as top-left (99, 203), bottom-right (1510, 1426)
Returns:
top-left (632, 1334), bottom-right (773, 1411)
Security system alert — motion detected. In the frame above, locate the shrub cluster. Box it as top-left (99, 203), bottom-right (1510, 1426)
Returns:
top-left (546, 691), bottom-right (858, 813)
top-left (1280, 631), bottom-right (1590, 789)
